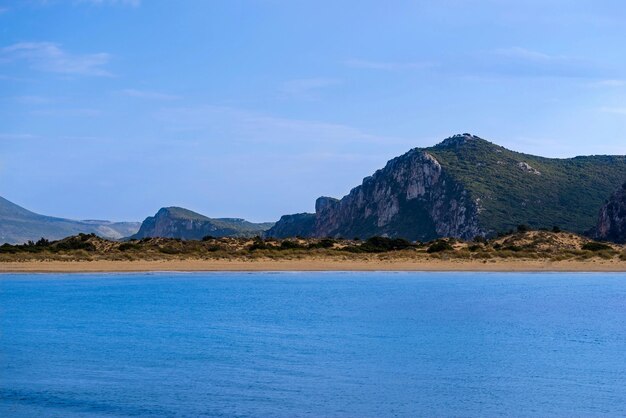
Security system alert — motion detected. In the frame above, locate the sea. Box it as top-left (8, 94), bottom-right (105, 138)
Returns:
top-left (1, 272), bottom-right (625, 417)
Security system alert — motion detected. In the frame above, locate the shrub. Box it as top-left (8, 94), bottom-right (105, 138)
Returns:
top-left (118, 242), bottom-right (139, 251)
top-left (308, 238), bottom-right (336, 249)
top-left (427, 240), bottom-right (454, 253)
top-left (0, 243), bottom-right (17, 254)
top-left (35, 238), bottom-right (50, 247)
top-left (468, 244), bottom-right (482, 252)
top-left (517, 224), bottom-right (531, 233)
top-left (158, 246), bottom-right (182, 255)
top-left (581, 242), bottom-right (613, 252)
top-left (359, 236), bottom-right (413, 253)
top-left (280, 240), bottom-right (304, 250)
top-left (202, 235), bottom-right (215, 241)
top-left (53, 236), bottom-right (96, 252)
top-left (249, 237), bottom-right (269, 251)
top-left (552, 226), bottom-right (561, 233)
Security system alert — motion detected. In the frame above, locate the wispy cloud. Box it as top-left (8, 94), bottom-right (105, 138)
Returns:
top-left (0, 42), bottom-right (111, 76)
top-left (280, 78), bottom-right (340, 100)
top-left (345, 48), bottom-right (613, 81)
top-left (0, 133), bottom-right (39, 140)
top-left (118, 89), bottom-right (180, 100)
top-left (589, 79), bottom-right (626, 87)
top-left (482, 47), bottom-right (602, 79)
top-left (493, 47), bottom-right (560, 61)
top-left (156, 105), bottom-right (413, 145)
top-left (599, 107), bottom-right (626, 116)
top-left (0, 7), bottom-right (9, 13)
top-left (30, 107), bottom-right (101, 117)
top-left (13, 95), bottom-right (54, 105)
top-left (42, 0), bottom-right (143, 6)
top-left (78, 0), bottom-right (140, 6)
top-left (344, 59), bottom-right (435, 71)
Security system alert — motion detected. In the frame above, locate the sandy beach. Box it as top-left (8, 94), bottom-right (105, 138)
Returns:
top-left (1, 258), bottom-right (626, 273)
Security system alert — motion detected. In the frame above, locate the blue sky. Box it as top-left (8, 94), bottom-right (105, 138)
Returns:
top-left (1, 0), bottom-right (626, 222)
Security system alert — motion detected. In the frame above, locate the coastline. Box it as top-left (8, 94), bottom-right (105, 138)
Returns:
top-left (2, 258), bottom-right (626, 273)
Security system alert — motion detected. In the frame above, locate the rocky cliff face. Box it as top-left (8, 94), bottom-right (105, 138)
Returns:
top-left (264, 213), bottom-right (316, 239)
top-left (594, 184), bottom-right (626, 243)
top-left (311, 149), bottom-right (481, 241)
top-left (132, 207), bottom-right (273, 239)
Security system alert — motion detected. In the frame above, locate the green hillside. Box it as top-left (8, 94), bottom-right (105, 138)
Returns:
top-left (426, 135), bottom-right (626, 235)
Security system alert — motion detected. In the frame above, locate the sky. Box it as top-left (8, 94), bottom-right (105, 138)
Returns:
top-left (1, 0), bottom-right (626, 222)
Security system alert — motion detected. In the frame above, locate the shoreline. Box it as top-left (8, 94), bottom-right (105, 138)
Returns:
top-left (1, 258), bottom-right (626, 273)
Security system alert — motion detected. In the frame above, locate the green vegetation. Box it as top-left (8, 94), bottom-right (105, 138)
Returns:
top-left (427, 240), bottom-right (454, 253)
top-left (581, 242), bottom-right (614, 252)
top-left (426, 136), bottom-right (626, 235)
top-left (0, 231), bottom-right (624, 264)
top-left (354, 237), bottom-right (414, 253)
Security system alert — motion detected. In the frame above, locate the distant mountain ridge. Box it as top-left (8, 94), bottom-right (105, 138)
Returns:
top-left (267, 134), bottom-right (626, 240)
top-left (131, 207), bottom-right (274, 239)
top-left (0, 196), bottom-right (140, 244)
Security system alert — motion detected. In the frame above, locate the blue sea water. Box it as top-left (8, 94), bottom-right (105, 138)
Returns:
top-left (1, 272), bottom-right (626, 417)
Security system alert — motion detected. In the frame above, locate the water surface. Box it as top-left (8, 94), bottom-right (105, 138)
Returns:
top-left (1, 272), bottom-right (625, 417)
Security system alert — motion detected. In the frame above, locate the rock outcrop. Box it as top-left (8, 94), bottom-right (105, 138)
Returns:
top-left (132, 207), bottom-right (273, 239)
top-left (267, 134), bottom-right (626, 240)
top-left (310, 149), bottom-right (481, 241)
top-left (264, 213), bottom-right (316, 239)
top-left (594, 183), bottom-right (626, 243)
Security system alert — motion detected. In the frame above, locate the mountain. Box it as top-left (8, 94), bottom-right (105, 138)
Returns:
top-left (263, 213), bottom-right (316, 238)
top-left (131, 207), bottom-right (274, 239)
top-left (593, 183), bottom-right (626, 243)
top-left (266, 134), bottom-right (626, 240)
top-left (0, 196), bottom-right (140, 244)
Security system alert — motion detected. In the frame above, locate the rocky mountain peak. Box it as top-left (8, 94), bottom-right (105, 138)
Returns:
top-left (315, 196), bottom-right (340, 212)
top-left (436, 133), bottom-right (484, 148)
top-left (132, 207), bottom-right (273, 239)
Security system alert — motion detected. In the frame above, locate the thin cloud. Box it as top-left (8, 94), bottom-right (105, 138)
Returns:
top-left (590, 79), bottom-right (626, 87)
top-left (156, 105), bottom-right (414, 146)
top-left (0, 42), bottom-right (112, 76)
top-left (13, 95), bottom-right (54, 104)
top-left (483, 47), bottom-right (601, 79)
top-left (346, 48), bottom-right (613, 81)
top-left (493, 47), bottom-right (560, 61)
top-left (44, 0), bottom-right (142, 6)
top-left (119, 89), bottom-right (180, 100)
top-left (30, 108), bottom-right (101, 117)
top-left (0, 133), bottom-right (39, 140)
top-left (281, 78), bottom-right (341, 100)
top-left (80, 0), bottom-right (140, 5)
top-left (345, 59), bottom-right (435, 71)
top-left (599, 107), bottom-right (626, 116)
